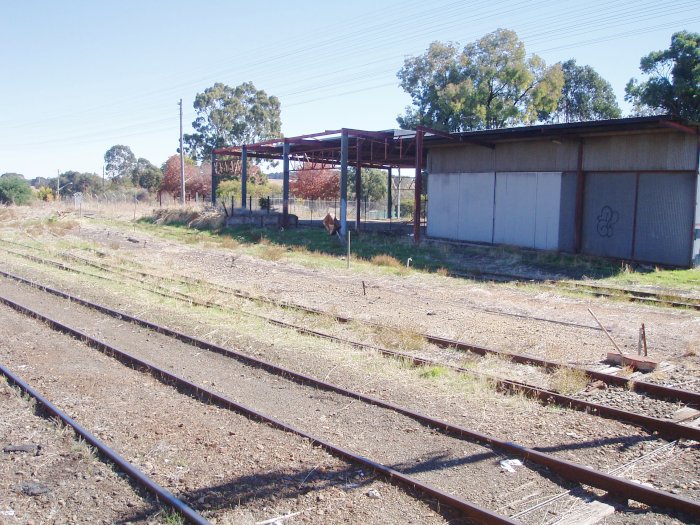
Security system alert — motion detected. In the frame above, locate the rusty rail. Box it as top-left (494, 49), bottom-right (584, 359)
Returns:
top-left (1, 269), bottom-right (698, 442)
top-left (0, 363), bottom-right (210, 525)
top-left (3, 243), bottom-right (700, 409)
top-left (0, 287), bottom-right (699, 519)
top-left (0, 292), bottom-right (516, 524)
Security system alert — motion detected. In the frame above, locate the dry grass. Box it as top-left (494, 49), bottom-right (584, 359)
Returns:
top-left (682, 343), bottom-right (698, 357)
top-left (548, 366), bottom-right (589, 395)
top-left (375, 328), bottom-right (425, 352)
top-left (436, 267), bottom-right (449, 277)
top-left (616, 365), bottom-right (636, 378)
top-left (220, 236), bottom-right (238, 250)
top-left (0, 208), bottom-right (17, 221)
top-left (259, 245), bottom-right (286, 261)
top-left (370, 254), bottom-right (403, 268)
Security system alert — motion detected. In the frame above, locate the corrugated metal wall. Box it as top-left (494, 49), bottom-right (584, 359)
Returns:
top-left (558, 173), bottom-right (577, 253)
top-left (427, 172), bottom-right (561, 249)
top-left (426, 130), bottom-right (698, 266)
top-left (457, 173), bottom-right (495, 242)
top-left (582, 173), bottom-right (637, 259)
top-left (583, 133), bottom-right (697, 171)
top-left (493, 172), bottom-right (562, 249)
top-left (634, 172), bottom-right (695, 266)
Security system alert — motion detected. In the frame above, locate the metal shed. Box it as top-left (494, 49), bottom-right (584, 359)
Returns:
top-left (424, 116), bottom-right (700, 267)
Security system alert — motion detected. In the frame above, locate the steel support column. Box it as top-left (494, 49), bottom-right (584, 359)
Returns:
top-left (241, 146), bottom-right (248, 209)
top-left (282, 140), bottom-right (290, 227)
top-left (387, 167), bottom-right (392, 219)
top-left (339, 130), bottom-right (349, 237)
top-left (413, 129), bottom-right (424, 242)
top-left (211, 153), bottom-right (217, 205)
top-left (355, 138), bottom-right (362, 232)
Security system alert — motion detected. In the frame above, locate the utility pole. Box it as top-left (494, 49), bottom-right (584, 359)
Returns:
top-left (178, 99), bottom-right (185, 205)
top-left (56, 169), bottom-right (60, 203)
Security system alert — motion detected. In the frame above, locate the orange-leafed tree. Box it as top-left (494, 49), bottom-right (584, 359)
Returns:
top-left (290, 163), bottom-right (339, 200)
top-left (160, 155), bottom-right (211, 198)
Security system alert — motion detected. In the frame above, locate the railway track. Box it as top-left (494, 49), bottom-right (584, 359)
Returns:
top-left (0, 363), bottom-right (210, 525)
top-left (449, 269), bottom-right (700, 311)
top-left (1, 268), bottom-right (698, 443)
top-left (1, 279), bottom-right (699, 523)
top-left (2, 242), bottom-right (698, 412)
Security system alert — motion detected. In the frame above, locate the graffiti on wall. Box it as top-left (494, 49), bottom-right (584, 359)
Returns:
top-left (596, 205), bottom-right (619, 238)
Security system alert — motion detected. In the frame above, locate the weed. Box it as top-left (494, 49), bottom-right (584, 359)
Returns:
top-left (617, 365), bottom-right (636, 378)
top-left (375, 329), bottom-right (425, 352)
top-left (220, 236), bottom-right (238, 250)
top-left (162, 510), bottom-right (185, 525)
top-left (370, 254), bottom-right (403, 268)
top-left (548, 367), bottom-right (588, 395)
top-left (436, 267), bottom-right (449, 277)
top-left (259, 244), bottom-right (285, 261)
top-left (419, 365), bottom-right (447, 379)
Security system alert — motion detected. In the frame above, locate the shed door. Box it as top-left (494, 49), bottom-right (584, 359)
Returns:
top-left (582, 173), bottom-right (637, 259)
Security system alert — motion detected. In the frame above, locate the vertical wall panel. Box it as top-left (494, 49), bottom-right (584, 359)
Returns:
top-left (493, 172), bottom-right (537, 246)
top-left (534, 172), bottom-right (562, 250)
top-left (634, 172), bottom-right (695, 266)
top-left (457, 173), bottom-right (495, 242)
top-left (558, 173), bottom-right (577, 253)
top-left (582, 173), bottom-right (637, 259)
top-left (426, 173), bottom-right (459, 239)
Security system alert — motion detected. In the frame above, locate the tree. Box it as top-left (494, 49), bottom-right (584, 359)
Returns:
top-left (548, 60), bottom-right (621, 122)
top-left (348, 168), bottom-right (387, 202)
top-left (159, 155), bottom-right (210, 198)
top-left (58, 171), bottom-right (102, 194)
top-left (184, 82), bottom-right (282, 161)
top-left (0, 174), bottom-right (32, 205)
top-left (131, 158), bottom-right (163, 192)
top-left (625, 31), bottom-right (700, 120)
top-left (397, 29), bottom-right (564, 131)
top-left (104, 145), bottom-right (136, 181)
top-left (290, 164), bottom-right (340, 200)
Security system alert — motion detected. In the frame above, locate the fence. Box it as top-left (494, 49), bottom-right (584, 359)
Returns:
top-left (226, 196), bottom-right (418, 223)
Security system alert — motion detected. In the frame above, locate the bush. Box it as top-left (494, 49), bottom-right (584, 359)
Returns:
top-left (0, 176), bottom-right (32, 205)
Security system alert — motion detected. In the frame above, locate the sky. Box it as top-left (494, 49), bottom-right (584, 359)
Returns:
top-left (1, 0), bottom-right (699, 180)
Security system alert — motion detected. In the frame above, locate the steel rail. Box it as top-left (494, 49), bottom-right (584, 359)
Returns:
top-left (51, 250), bottom-right (700, 407)
top-left (1, 268), bottom-right (698, 443)
top-left (4, 238), bottom-right (699, 311)
top-left (5, 244), bottom-right (700, 408)
top-left (0, 293), bottom-right (516, 525)
top-left (2, 245), bottom-right (699, 409)
top-left (0, 363), bottom-right (210, 525)
top-left (0, 288), bottom-right (699, 519)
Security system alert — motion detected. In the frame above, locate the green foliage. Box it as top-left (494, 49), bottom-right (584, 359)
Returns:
top-left (348, 167), bottom-right (387, 201)
top-left (397, 29), bottom-right (564, 131)
top-left (184, 82), bottom-right (282, 161)
top-left (216, 178), bottom-right (280, 203)
top-left (0, 175), bottom-right (32, 205)
top-left (131, 157), bottom-right (162, 192)
top-left (57, 170), bottom-right (103, 195)
top-left (36, 186), bottom-right (54, 201)
top-left (625, 31), bottom-right (700, 120)
top-left (104, 145), bottom-right (136, 181)
top-left (549, 59), bottom-right (621, 122)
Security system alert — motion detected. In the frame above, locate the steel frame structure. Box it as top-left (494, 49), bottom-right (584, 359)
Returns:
top-left (212, 127), bottom-right (441, 240)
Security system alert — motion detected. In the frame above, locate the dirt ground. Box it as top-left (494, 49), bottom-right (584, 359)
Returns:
top-left (0, 204), bottom-right (699, 524)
